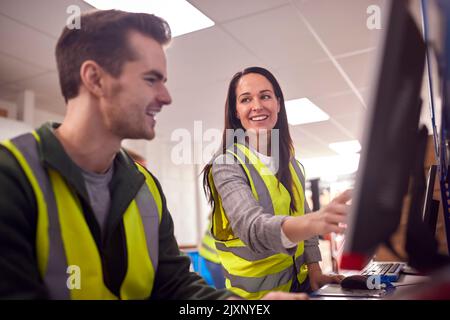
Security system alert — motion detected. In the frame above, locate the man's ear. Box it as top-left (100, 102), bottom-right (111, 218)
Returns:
top-left (79, 60), bottom-right (106, 98)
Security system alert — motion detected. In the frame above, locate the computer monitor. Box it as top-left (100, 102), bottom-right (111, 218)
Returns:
top-left (340, 0), bottom-right (427, 270)
top-left (422, 165), bottom-right (440, 233)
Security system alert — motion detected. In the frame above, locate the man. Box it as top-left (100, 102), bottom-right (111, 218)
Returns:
top-left (0, 10), bottom-right (306, 300)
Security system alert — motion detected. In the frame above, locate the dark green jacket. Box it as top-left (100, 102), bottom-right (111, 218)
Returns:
top-left (0, 123), bottom-right (232, 300)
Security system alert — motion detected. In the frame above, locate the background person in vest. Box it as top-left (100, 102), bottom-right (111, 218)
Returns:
top-left (0, 10), bottom-right (308, 300)
top-left (203, 67), bottom-right (351, 299)
top-left (198, 216), bottom-right (226, 289)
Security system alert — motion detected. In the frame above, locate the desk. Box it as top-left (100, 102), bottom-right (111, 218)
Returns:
top-left (311, 272), bottom-right (431, 300)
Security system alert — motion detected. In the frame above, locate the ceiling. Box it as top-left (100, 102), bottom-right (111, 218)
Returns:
top-left (0, 0), bottom-right (417, 159)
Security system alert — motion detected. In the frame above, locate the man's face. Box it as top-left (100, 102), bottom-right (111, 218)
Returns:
top-left (101, 31), bottom-right (172, 140)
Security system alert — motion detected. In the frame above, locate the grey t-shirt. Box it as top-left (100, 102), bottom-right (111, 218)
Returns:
top-left (81, 165), bottom-right (114, 232)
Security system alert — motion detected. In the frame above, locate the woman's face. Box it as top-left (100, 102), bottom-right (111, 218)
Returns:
top-left (235, 73), bottom-right (280, 133)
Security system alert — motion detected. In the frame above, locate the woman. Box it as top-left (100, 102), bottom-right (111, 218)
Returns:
top-left (203, 67), bottom-right (351, 299)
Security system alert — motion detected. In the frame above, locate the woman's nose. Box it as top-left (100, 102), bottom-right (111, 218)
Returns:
top-left (251, 101), bottom-right (263, 111)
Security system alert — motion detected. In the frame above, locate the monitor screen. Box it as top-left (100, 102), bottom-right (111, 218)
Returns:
top-left (422, 165), bottom-right (439, 233)
top-left (340, 0), bottom-right (427, 270)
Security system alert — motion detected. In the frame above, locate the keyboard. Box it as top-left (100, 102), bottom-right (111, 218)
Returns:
top-left (361, 261), bottom-right (406, 282)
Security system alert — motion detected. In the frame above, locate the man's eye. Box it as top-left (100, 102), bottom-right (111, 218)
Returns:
top-left (145, 77), bottom-right (157, 85)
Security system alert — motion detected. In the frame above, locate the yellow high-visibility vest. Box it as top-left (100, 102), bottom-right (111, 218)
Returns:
top-left (208, 143), bottom-right (308, 299)
top-left (199, 229), bottom-right (221, 264)
top-left (1, 132), bottom-right (162, 299)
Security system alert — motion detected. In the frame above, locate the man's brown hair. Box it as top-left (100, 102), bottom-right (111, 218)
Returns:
top-left (55, 10), bottom-right (171, 102)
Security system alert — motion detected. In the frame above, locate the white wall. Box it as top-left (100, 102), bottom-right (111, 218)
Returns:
top-left (0, 98), bottom-right (32, 140)
top-left (34, 109), bottom-right (64, 128)
top-left (0, 117), bottom-right (33, 140)
top-left (0, 97), bottom-right (64, 130)
top-left (123, 137), bottom-right (210, 246)
top-left (144, 138), bottom-right (209, 246)
top-left (0, 98), bottom-right (17, 119)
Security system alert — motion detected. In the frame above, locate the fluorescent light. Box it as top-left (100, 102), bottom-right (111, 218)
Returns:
top-left (83, 0), bottom-right (215, 37)
top-left (328, 140), bottom-right (361, 155)
top-left (299, 154), bottom-right (360, 180)
top-left (285, 98), bottom-right (330, 125)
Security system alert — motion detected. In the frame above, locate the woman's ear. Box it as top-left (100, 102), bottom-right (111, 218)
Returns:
top-left (277, 98), bottom-right (281, 113)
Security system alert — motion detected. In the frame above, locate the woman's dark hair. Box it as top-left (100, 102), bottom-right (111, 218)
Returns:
top-left (202, 66), bottom-right (298, 212)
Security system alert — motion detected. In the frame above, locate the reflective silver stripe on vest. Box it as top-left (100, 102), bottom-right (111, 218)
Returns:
top-left (201, 241), bottom-right (218, 256)
top-left (201, 231), bottom-right (216, 253)
top-left (11, 133), bottom-right (70, 299)
top-left (290, 159), bottom-right (305, 193)
top-left (290, 159), bottom-right (311, 215)
top-left (134, 183), bottom-right (159, 272)
top-left (215, 242), bottom-right (273, 261)
top-left (222, 254), bottom-right (306, 293)
top-left (221, 147), bottom-right (308, 289)
top-left (290, 159), bottom-right (315, 272)
top-left (228, 146), bottom-right (274, 215)
top-left (219, 150), bottom-right (307, 261)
